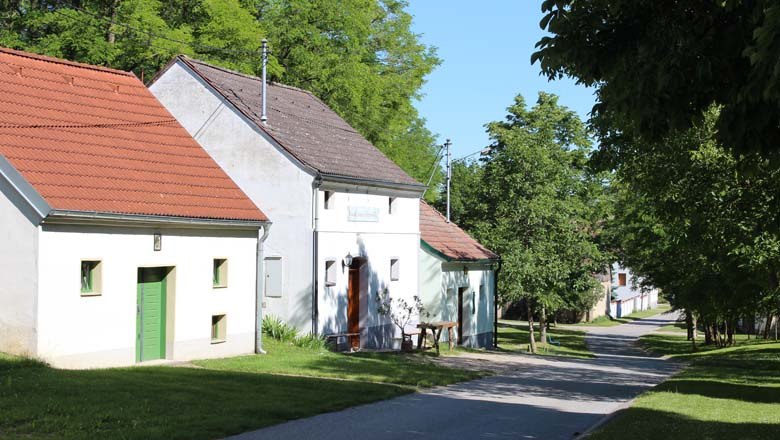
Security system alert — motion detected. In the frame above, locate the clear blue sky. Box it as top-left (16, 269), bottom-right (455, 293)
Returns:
top-left (408, 1), bottom-right (596, 159)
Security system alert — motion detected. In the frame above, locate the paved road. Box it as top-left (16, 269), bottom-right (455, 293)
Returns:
top-left (227, 312), bottom-right (682, 440)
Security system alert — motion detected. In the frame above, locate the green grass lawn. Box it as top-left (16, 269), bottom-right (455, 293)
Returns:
top-left (590, 336), bottom-right (780, 440)
top-left (577, 304), bottom-right (672, 327)
top-left (0, 353), bottom-right (407, 440)
top-left (496, 320), bottom-right (593, 358)
top-left (655, 321), bottom-right (688, 333)
top-left (195, 338), bottom-right (484, 387)
top-left (0, 341), bottom-right (482, 440)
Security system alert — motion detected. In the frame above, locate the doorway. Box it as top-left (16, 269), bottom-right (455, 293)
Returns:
top-left (457, 287), bottom-right (467, 345)
top-left (137, 267), bottom-right (168, 362)
top-left (347, 262), bottom-right (361, 349)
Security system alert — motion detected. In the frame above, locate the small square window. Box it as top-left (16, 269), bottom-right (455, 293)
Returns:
top-left (324, 191), bottom-right (335, 209)
top-left (211, 314), bottom-right (226, 343)
top-left (389, 197), bottom-right (397, 214)
top-left (213, 259), bottom-right (228, 288)
top-left (80, 260), bottom-right (102, 296)
top-left (325, 260), bottom-right (337, 286)
top-left (618, 273), bottom-right (627, 287)
top-left (390, 258), bottom-right (400, 281)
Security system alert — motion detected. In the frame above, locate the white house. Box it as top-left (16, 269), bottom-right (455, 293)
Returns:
top-left (418, 202), bottom-right (499, 348)
top-left (609, 263), bottom-right (659, 318)
top-left (150, 56), bottom-right (426, 349)
top-left (0, 48), bottom-right (270, 368)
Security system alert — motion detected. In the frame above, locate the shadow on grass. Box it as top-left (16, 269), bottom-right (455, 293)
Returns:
top-left (589, 407), bottom-right (779, 440)
top-left (496, 322), bottom-right (593, 358)
top-left (0, 354), bottom-right (409, 440)
top-left (195, 339), bottom-right (483, 388)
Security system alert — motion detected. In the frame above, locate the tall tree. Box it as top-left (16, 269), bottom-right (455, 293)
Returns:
top-left (0, 0), bottom-right (443, 195)
top-left (533, 0), bottom-right (780, 158)
top-left (466, 93), bottom-right (607, 352)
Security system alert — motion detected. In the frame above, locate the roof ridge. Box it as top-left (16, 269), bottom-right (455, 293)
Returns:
top-left (0, 47), bottom-right (134, 77)
top-left (180, 55), bottom-right (318, 97)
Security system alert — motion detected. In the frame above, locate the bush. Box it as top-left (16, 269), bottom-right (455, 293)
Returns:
top-left (293, 333), bottom-right (327, 350)
top-left (262, 315), bottom-right (298, 342)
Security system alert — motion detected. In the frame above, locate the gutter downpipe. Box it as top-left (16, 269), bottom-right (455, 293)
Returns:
top-left (493, 258), bottom-right (502, 349)
top-left (256, 223), bottom-right (272, 354)
top-left (312, 176), bottom-right (322, 335)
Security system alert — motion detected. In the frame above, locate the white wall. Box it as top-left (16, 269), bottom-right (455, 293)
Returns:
top-left (150, 62), bottom-right (315, 333)
top-left (0, 179), bottom-right (40, 355)
top-left (317, 190), bottom-right (420, 348)
top-left (36, 224), bottom-right (258, 368)
top-left (419, 246), bottom-right (495, 347)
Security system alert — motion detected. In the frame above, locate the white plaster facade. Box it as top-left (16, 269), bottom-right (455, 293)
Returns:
top-left (150, 61), bottom-right (424, 347)
top-left (419, 245), bottom-right (496, 347)
top-left (609, 263), bottom-right (659, 318)
top-left (0, 178), bottom-right (264, 368)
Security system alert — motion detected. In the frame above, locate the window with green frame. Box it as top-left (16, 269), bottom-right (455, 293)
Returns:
top-left (211, 314), bottom-right (226, 343)
top-left (80, 261), bottom-right (101, 295)
top-left (213, 259), bottom-right (228, 288)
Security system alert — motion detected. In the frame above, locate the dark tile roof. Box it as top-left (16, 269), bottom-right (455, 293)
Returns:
top-left (177, 56), bottom-right (423, 188)
top-left (0, 47), bottom-right (268, 222)
top-left (420, 201), bottom-right (499, 261)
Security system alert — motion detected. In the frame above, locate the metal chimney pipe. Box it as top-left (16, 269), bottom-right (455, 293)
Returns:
top-left (445, 139), bottom-right (452, 222)
top-left (261, 38), bottom-right (268, 125)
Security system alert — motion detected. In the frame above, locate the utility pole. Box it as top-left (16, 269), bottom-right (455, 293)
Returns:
top-left (445, 138), bottom-right (452, 223)
top-left (261, 39), bottom-right (268, 125)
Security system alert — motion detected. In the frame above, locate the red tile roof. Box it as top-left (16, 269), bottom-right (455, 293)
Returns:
top-left (172, 57), bottom-right (424, 188)
top-left (0, 47), bottom-right (267, 222)
top-left (419, 201), bottom-right (498, 261)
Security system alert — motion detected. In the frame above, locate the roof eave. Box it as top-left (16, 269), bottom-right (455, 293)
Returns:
top-left (421, 239), bottom-right (499, 263)
top-left (45, 210), bottom-right (270, 230)
top-left (319, 173), bottom-right (426, 195)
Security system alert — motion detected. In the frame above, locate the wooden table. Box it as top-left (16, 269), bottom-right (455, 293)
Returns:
top-left (417, 321), bottom-right (457, 354)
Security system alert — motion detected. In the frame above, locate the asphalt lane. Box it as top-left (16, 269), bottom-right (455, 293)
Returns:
top-left (227, 312), bottom-right (682, 440)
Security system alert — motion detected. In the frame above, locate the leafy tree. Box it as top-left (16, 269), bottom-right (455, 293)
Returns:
top-left (533, 0), bottom-right (780, 158)
top-left (605, 109), bottom-right (780, 347)
top-left (0, 0), bottom-right (442, 194)
top-left (463, 93), bottom-right (608, 352)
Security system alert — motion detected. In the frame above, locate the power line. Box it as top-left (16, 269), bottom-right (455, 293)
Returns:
top-left (421, 144), bottom-right (444, 196)
top-left (0, 119), bottom-right (177, 129)
top-left (452, 147), bottom-right (489, 163)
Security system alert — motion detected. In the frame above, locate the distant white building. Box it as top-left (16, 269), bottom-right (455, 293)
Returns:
top-left (150, 57), bottom-right (426, 349)
top-left (418, 202), bottom-right (499, 348)
top-left (609, 263), bottom-right (659, 318)
top-left (0, 48), bottom-right (270, 368)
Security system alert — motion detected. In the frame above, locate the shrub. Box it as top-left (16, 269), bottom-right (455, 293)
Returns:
top-left (262, 315), bottom-right (298, 342)
top-left (293, 333), bottom-right (327, 350)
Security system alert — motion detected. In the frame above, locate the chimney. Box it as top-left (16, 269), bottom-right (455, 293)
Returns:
top-left (261, 39), bottom-right (268, 125)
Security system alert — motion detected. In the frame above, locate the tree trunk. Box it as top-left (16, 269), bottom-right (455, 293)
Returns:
top-left (692, 315), bottom-right (698, 340)
top-left (764, 313), bottom-right (772, 339)
top-left (725, 320), bottom-right (733, 346)
top-left (107, 0), bottom-right (120, 44)
top-left (540, 306), bottom-right (547, 344)
top-left (685, 310), bottom-right (694, 341)
top-left (526, 301), bottom-right (537, 354)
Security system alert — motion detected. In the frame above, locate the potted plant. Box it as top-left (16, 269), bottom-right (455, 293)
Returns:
top-left (376, 288), bottom-right (427, 352)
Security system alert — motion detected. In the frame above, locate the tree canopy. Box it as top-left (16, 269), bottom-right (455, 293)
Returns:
top-left (443, 92), bottom-right (610, 352)
top-left (0, 0), bottom-right (442, 196)
top-left (533, 0), bottom-right (780, 158)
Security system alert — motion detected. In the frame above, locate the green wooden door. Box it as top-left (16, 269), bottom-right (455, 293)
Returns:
top-left (136, 268), bottom-right (167, 362)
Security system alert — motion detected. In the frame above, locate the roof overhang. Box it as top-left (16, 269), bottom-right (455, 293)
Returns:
top-left (319, 173), bottom-right (426, 197)
top-left (44, 210), bottom-right (270, 230)
top-left (421, 239), bottom-right (499, 264)
top-left (0, 153), bottom-right (51, 223)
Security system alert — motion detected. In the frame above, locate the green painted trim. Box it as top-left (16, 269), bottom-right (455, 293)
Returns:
top-left (420, 239), bottom-right (497, 264)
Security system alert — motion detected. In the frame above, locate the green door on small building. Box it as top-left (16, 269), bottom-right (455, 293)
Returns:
top-left (136, 267), bottom-right (167, 362)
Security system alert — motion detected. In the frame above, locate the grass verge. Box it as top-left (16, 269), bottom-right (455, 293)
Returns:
top-left (496, 320), bottom-right (593, 358)
top-left (1, 340), bottom-right (482, 439)
top-left (195, 338), bottom-right (485, 387)
top-left (589, 335), bottom-right (780, 440)
top-left (0, 354), bottom-right (407, 440)
top-left (577, 304), bottom-right (672, 327)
